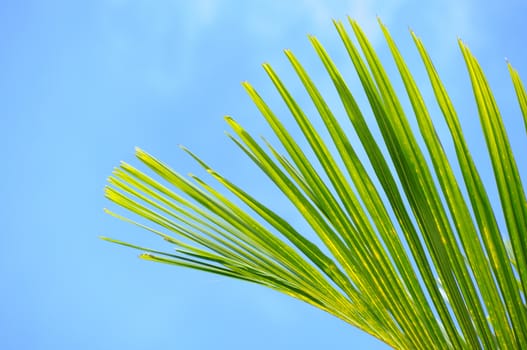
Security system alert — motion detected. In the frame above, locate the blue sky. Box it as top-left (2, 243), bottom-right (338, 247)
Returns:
top-left (1, 1), bottom-right (526, 349)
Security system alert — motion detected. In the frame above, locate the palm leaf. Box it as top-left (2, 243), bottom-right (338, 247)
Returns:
top-left (103, 18), bottom-right (527, 349)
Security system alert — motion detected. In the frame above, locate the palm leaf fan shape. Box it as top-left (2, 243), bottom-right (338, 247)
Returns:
top-left (103, 18), bottom-right (527, 349)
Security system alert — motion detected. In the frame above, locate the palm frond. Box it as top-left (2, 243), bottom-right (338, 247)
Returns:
top-left (104, 18), bottom-right (527, 349)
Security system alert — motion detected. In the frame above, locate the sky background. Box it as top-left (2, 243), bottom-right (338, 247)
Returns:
top-left (1, 1), bottom-right (526, 349)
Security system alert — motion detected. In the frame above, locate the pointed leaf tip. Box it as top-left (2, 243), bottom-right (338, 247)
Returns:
top-left (135, 147), bottom-right (148, 159)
